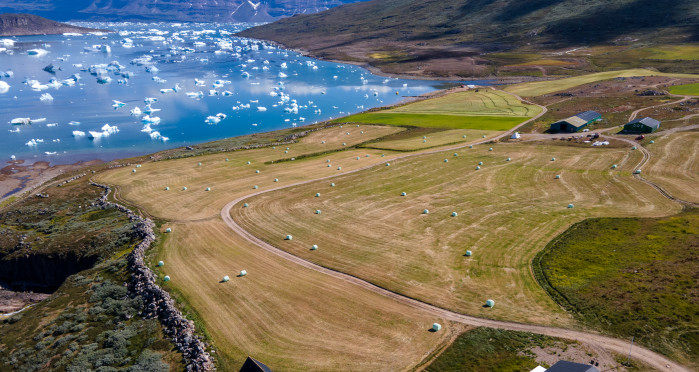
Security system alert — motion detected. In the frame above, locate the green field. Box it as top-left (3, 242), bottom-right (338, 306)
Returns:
top-left (533, 211), bottom-right (699, 365)
top-left (334, 89), bottom-right (540, 130)
top-left (669, 83), bottom-right (699, 96)
top-left (334, 113), bottom-right (525, 130)
top-left (426, 328), bottom-right (559, 371)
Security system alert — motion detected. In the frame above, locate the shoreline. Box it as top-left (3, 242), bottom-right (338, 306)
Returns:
top-left (237, 37), bottom-right (554, 85)
top-left (0, 83), bottom-right (455, 203)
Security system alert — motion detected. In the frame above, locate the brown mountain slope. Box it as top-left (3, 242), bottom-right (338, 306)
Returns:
top-left (0, 13), bottom-right (109, 36)
top-left (238, 0), bottom-right (699, 79)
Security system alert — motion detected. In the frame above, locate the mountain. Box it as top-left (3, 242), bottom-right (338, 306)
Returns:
top-left (238, 0), bottom-right (699, 78)
top-left (0, 0), bottom-right (369, 23)
top-left (0, 13), bottom-right (109, 36)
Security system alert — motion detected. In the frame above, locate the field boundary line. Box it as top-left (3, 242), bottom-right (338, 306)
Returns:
top-left (220, 92), bottom-right (691, 371)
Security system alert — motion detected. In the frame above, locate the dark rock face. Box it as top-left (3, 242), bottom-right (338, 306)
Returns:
top-left (0, 13), bottom-right (108, 36)
top-left (0, 0), bottom-right (368, 23)
top-left (0, 252), bottom-right (98, 292)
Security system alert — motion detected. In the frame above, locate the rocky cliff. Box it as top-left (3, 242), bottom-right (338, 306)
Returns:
top-left (0, 13), bottom-right (108, 36)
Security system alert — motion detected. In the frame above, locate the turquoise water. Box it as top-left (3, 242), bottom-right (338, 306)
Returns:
top-left (0, 22), bottom-right (482, 165)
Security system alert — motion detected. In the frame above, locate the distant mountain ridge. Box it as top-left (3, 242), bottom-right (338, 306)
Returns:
top-left (238, 0), bottom-right (699, 78)
top-left (0, 13), bottom-right (109, 36)
top-left (0, 0), bottom-right (368, 23)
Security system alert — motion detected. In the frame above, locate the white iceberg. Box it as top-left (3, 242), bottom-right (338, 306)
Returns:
top-left (257, 106), bottom-right (267, 112)
top-left (131, 107), bottom-right (142, 116)
top-left (72, 130), bottom-right (86, 137)
top-left (0, 81), bottom-right (9, 94)
top-left (142, 115), bottom-right (161, 124)
top-left (112, 100), bottom-right (126, 109)
top-left (27, 49), bottom-right (48, 56)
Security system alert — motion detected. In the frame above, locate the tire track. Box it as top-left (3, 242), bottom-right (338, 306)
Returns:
top-left (220, 92), bottom-right (691, 371)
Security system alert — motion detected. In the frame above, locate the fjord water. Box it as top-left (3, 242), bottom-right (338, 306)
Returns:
top-left (0, 22), bottom-right (475, 165)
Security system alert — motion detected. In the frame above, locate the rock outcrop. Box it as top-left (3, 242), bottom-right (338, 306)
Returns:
top-left (91, 182), bottom-right (215, 371)
top-left (0, 13), bottom-right (108, 36)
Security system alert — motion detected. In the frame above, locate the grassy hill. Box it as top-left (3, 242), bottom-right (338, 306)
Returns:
top-left (238, 0), bottom-right (699, 78)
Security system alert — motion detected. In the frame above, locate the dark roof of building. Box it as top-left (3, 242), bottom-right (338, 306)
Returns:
top-left (626, 116), bottom-right (661, 129)
top-left (575, 110), bottom-right (602, 122)
top-left (546, 360), bottom-right (600, 372)
top-left (239, 356), bottom-right (273, 372)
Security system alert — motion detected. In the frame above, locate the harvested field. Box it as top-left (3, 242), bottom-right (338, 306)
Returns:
top-left (643, 132), bottom-right (699, 204)
top-left (506, 69), bottom-right (699, 97)
top-left (156, 219), bottom-right (449, 370)
top-left (360, 129), bottom-right (503, 151)
top-left (96, 125), bottom-right (403, 220)
top-left (232, 142), bottom-right (679, 325)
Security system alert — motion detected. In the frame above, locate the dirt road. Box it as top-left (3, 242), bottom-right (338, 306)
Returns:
top-left (219, 92), bottom-right (690, 371)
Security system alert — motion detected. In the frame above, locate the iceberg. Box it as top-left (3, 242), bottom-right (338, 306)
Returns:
top-left (0, 81), bottom-right (9, 94)
top-left (149, 131), bottom-right (169, 141)
top-left (257, 106), bottom-right (267, 112)
top-left (131, 107), bottom-right (142, 116)
top-left (25, 139), bottom-right (44, 146)
top-left (112, 100), bottom-right (126, 109)
top-left (0, 39), bottom-right (14, 47)
top-left (27, 49), bottom-right (48, 56)
top-left (68, 121), bottom-right (81, 126)
top-left (144, 97), bottom-right (158, 104)
top-left (142, 115), bottom-right (161, 124)
top-left (72, 130), bottom-right (86, 137)
top-left (186, 91), bottom-right (204, 99)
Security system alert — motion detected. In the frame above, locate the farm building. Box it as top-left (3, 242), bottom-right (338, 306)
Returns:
top-left (543, 360), bottom-right (600, 372)
top-left (549, 111), bottom-right (601, 133)
top-left (624, 117), bottom-right (660, 133)
top-left (239, 356), bottom-right (273, 372)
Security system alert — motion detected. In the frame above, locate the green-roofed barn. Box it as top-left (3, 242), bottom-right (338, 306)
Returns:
top-left (550, 111), bottom-right (601, 133)
top-left (624, 117), bottom-right (660, 133)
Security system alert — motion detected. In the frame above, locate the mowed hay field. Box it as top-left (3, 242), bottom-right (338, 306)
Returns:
top-left (505, 68), bottom-right (699, 97)
top-left (158, 220), bottom-right (452, 370)
top-left (334, 89), bottom-right (541, 130)
top-left (643, 132), bottom-right (699, 204)
top-left (362, 128), bottom-right (503, 151)
top-left (232, 142), bottom-right (681, 325)
top-left (96, 125), bottom-right (404, 220)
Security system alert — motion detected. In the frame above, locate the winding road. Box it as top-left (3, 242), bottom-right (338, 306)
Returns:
top-left (218, 90), bottom-right (692, 371)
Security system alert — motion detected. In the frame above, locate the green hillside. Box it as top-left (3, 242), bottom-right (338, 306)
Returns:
top-left (239, 0), bottom-right (698, 78)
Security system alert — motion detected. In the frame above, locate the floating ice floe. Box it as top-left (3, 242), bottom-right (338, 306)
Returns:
top-left (205, 113), bottom-right (227, 125)
top-left (149, 131), bottom-right (169, 142)
top-left (27, 49), bottom-right (48, 56)
top-left (0, 81), bottom-right (9, 94)
top-left (11, 117), bottom-right (46, 125)
top-left (72, 130), bottom-right (86, 137)
top-left (25, 138), bottom-right (44, 146)
top-left (131, 107), bottom-right (142, 116)
top-left (0, 39), bottom-right (14, 47)
top-left (257, 106), bottom-right (267, 112)
top-left (195, 78), bottom-right (205, 86)
top-left (142, 115), bottom-right (161, 124)
top-left (88, 124), bottom-right (119, 139)
top-left (68, 121), bottom-right (80, 126)
top-left (144, 97), bottom-right (158, 104)
top-left (112, 100), bottom-right (126, 109)
top-left (186, 91), bottom-right (204, 99)
top-left (46, 123), bottom-right (57, 127)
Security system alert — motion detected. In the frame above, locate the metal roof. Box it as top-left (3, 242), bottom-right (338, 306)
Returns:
top-left (546, 360), bottom-right (600, 372)
top-left (626, 116), bottom-right (660, 129)
top-left (546, 360), bottom-right (599, 372)
top-left (575, 110), bottom-right (602, 122)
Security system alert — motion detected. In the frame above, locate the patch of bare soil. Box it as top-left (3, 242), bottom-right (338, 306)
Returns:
top-left (527, 342), bottom-right (644, 371)
top-left (0, 285), bottom-right (50, 314)
top-left (0, 159), bottom-right (102, 203)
